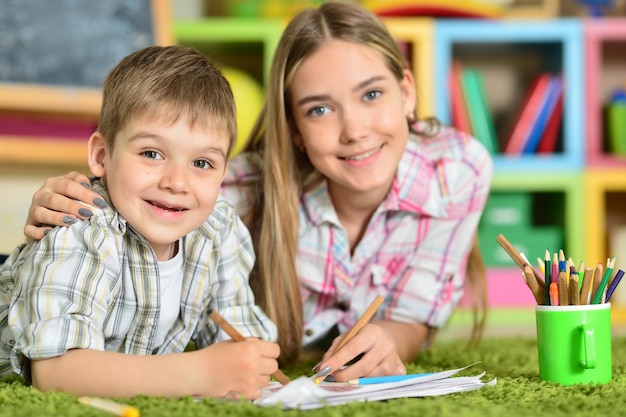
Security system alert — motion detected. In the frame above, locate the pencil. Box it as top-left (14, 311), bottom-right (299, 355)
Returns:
top-left (606, 269), bottom-right (625, 302)
top-left (558, 270), bottom-right (569, 306)
top-left (569, 268), bottom-right (580, 305)
top-left (208, 310), bottom-right (291, 386)
top-left (78, 397), bottom-right (139, 417)
top-left (593, 257), bottom-right (615, 304)
top-left (495, 234), bottom-right (545, 293)
top-left (580, 266), bottom-right (594, 305)
top-left (544, 249), bottom-right (551, 305)
top-left (314, 294), bottom-right (385, 383)
top-left (523, 264), bottom-right (546, 305)
top-left (549, 282), bottom-right (560, 306)
top-left (590, 263), bottom-right (603, 304)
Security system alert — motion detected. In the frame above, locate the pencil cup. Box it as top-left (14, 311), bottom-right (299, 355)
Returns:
top-left (535, 304), bottom-right (612, 385)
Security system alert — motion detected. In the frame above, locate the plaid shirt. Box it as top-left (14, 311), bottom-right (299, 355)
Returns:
top-left (0, 179), bottom-right (276, 378)
top-left (223, 124), bottom-right (492, 346)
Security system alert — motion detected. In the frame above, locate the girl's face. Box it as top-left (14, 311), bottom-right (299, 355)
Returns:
top-left (289, 39), bottom-right (415, 198)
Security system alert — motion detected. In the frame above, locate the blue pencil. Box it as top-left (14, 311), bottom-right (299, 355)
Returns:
top-left (347, 373), bottom-right (433, 385)
top-left (605, 269), bottom-right (625, 303)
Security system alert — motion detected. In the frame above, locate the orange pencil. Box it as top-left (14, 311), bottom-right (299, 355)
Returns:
top-left (549, 282), bottom-right (560, 306)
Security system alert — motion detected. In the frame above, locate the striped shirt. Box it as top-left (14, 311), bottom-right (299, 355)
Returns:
top-left (223, 124), bottom-right (492, 346)
top-left (0, 179), bottom-right (277, 378)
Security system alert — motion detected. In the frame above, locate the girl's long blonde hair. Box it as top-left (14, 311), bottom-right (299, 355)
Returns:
top-left (240, 1), bottom-right (487, 364)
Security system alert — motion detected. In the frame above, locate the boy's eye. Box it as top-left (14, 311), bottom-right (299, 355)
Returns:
top-left (142, 150), bottom-right (162, 160)
top-left (364, 90), bottom-right (382, 101)
top-left (193, 159), bottom-right (213, 170)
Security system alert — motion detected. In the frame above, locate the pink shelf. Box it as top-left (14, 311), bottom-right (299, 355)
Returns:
top-left (585, 18), bottom-right (626, 167)
top-left (460, 268), bottom-right (536, 308)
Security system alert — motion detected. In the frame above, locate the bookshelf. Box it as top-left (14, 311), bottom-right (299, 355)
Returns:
top-left (434, 19), bottom-right (584, 173)
top-left (584, 18), bottom-right (626, 167)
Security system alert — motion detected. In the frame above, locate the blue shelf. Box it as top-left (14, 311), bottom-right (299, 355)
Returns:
top-left (434, 19), bottom-right (584, 172)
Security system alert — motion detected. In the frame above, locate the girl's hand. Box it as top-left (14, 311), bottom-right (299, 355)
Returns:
top-left (24, 172), bottom-right (104, 241)
top-left (316, 323), bottom-right (406, 382)
top-left (193, 339), bottom-right (280, 399)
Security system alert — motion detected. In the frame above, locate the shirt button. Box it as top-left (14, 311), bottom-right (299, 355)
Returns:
top-left (305, 329), bottom-right (314, 337)
top-left (8, 340), bottom-right (15, 347)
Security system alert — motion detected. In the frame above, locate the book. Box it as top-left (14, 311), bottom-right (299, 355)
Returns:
top-left (522, 75), bottom-right (563, 154)
top-left (254, 364), bottom-right (496, 410)
top-left (504, 73), bottom-right (552, 155)
top-left (449, 60), bottom-right (472, 135)
top-left (536, 83), bottom-right (563, 154)
top-left (462, 68), bottom-right (498, 154)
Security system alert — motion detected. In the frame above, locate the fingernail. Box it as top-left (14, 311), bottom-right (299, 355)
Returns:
top-left (314, 366), bottom-right (332, 379)
top-left (62, 216), bottom-right (77, 225)
top-left (80, 182), bottom-right (91, 189)
top-left (43, 229), bottom-right (51, 235)
top-left (93, 198), bottom-right (108, 208)
top-left (311, 361), bottom-right (321, 373)
top-left (78, 208), bottom-right (93, 217)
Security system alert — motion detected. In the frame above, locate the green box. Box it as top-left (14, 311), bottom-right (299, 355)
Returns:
top-left (608, 103), bottom-right (626, 155)
top-left (480, 192), bottom-right (531, 229)
top-left (479, 226), bottom-right (563, 267)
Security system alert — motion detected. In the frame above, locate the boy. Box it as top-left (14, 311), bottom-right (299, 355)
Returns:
top-left (0, 46), bottom-right (279, 399)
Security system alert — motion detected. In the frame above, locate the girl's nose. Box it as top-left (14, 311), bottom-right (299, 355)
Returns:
top-left (339, 107), bottom-right (369, 144)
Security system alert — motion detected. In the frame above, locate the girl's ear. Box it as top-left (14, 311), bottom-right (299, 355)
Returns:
top-left (87, 132), bottom-right (108, 177)
top-left (400, 69), bottom-right (417, 118)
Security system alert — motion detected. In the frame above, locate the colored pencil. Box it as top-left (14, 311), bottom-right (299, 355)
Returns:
top-left (606, 269), bottom-right (625, 302)
top-left (544, 249), bottom-right (551, 305)
top-left (580, 267), bottom-right (594, 305)
top-left (78, 397), bottom-right (139, 417)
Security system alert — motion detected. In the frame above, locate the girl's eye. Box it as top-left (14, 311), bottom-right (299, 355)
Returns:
top-left (142, 150), bottom-right (162, 160)
top-left (193, 159), bottom-right (214, 170)
top-left (364, 90), bottom-right (382, 101)
top-left (308, 105), bottom-right (330, 117)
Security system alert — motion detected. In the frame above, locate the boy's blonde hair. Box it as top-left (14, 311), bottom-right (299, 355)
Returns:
top-left (98, 45), bottom-right (237, 155)
top-left (242, 1), bottom-right (488, 364)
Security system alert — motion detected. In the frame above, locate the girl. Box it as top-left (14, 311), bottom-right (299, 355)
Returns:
top-left (21, 1), bottom-right (492, 382)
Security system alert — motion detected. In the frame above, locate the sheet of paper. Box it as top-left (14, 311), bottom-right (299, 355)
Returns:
top-left (254, 364), bottom-right (496, 410)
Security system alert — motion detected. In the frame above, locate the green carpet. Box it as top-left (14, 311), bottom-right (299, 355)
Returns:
top-left (1, 337), bottom-right (624, 416)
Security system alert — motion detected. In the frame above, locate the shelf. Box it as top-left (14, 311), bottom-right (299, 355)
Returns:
top-left (584, 18), bottom-right (626, 167)
top-left (382, 18), bottom-right (435, 119)
top-left (435, 19), bottom-right (584, 173)
top-left (174, 18), bottom-right (285, 85)
top-left (489, 172), bottom-right (584, 262)
top-left (0, 137), bottom-right (87, 166)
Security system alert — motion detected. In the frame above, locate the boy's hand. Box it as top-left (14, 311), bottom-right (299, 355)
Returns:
top-left (193, 339), bottom-right (280, 399)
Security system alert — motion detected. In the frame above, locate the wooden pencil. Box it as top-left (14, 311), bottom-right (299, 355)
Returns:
top-left (569, 269), bottom-right (580, 305)
top-left (558, 270), bottom-right (569, 306)
top-left (209, 310), bottom-right (291, 386)
top-left (495, 234), bottom-right (545, 293)
top-left (590, 263), bottom-right (604, 304)
top-left (523, 264), bottom-right (546, 305)
top-left (314, 294), bottom-right (385, 383)
top-left (580, 266), bottom-right (594, 305)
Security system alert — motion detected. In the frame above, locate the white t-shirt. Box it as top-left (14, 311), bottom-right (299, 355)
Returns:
top-left (154, 242), bottom-right (184, 348)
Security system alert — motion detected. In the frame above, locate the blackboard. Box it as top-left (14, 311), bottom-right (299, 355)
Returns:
top-left (0, 0), bottom-right (171, 88)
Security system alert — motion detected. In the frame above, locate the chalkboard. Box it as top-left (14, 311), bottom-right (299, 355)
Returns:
top-left (0, 0), bottom-right (171, 88)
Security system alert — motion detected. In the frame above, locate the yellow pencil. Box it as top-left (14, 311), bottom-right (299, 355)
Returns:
top-left (78, 397), bottom-right (139, 417)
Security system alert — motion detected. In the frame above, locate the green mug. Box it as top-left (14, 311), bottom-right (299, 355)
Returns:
top-left (535, 304), bottom-right (612, 385)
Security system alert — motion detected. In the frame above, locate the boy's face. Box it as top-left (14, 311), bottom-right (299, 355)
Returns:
top-left (89, 114), bottom-right (229, 260)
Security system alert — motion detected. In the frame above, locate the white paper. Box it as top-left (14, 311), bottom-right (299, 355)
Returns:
top-left (254, 364), bottom-right (497, 410)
